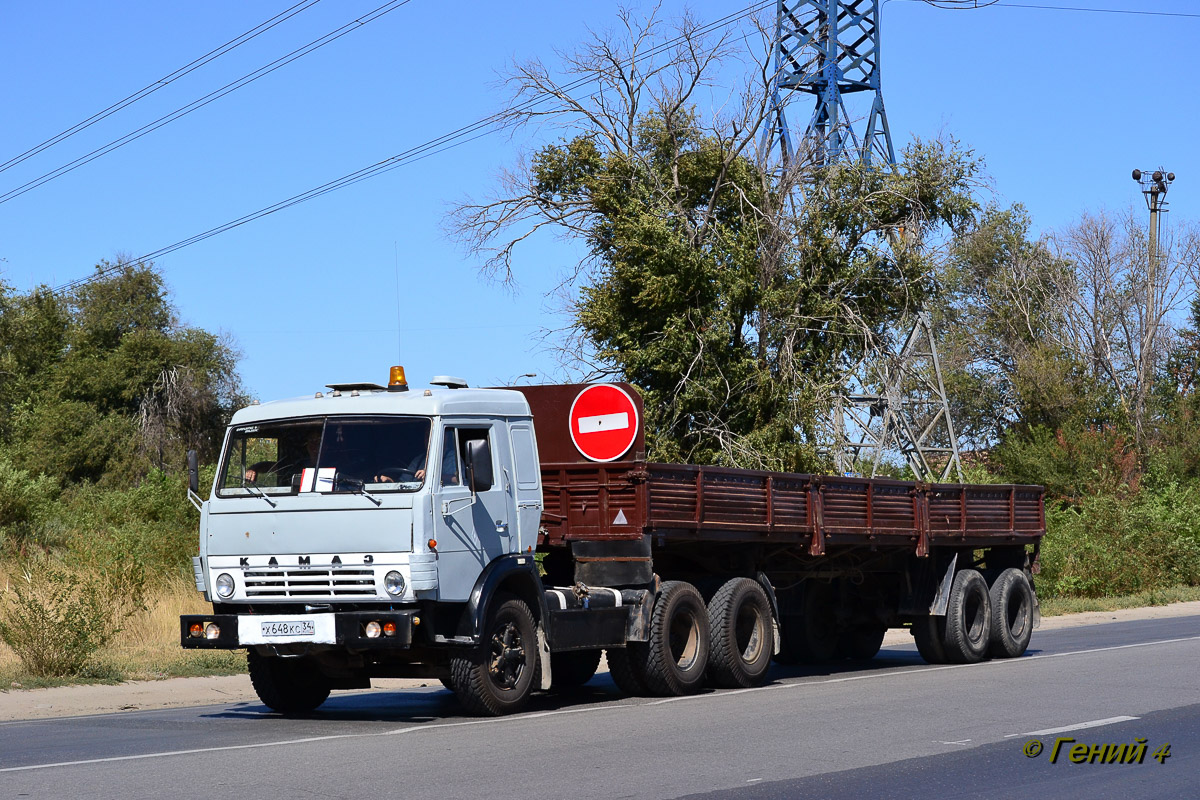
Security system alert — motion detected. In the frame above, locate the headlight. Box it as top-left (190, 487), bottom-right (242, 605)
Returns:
top-left (384, 570), bottom-right (406, 597)
top-left (215, 573), bottom-right (235, 599)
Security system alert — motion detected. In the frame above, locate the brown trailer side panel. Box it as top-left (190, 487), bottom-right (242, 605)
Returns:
top-left (538, 461), bottom-right (1045, 555)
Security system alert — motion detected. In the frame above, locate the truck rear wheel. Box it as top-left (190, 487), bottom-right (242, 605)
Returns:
top-left (912, 615), bottom-right (947, 664)
top-left (606, 647), bottom-right (651, 696)
top-left (707, 578), bottom-right (774, 688)
top-left (838, 624), bottom-right (886, 661)
top-left (247, 650), bottom-right (332, 714)
top-left (639, 580), bottom-right (710, 696)
top-left (943, 569), bottom-right (991, 664)
top-left (988, 568), bottom-right (1034, 658)
top-left (550, 649), bottom-right (602, 691)
top-left (449, 594), bottom-right (538, 716)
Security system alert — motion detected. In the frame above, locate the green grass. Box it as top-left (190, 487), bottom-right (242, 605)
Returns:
top-left (1039, 584), bottom-right (1200, 616)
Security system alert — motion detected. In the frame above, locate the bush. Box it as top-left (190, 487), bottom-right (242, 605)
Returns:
top-left (0, 457), bottom-right (60, 549)
top-left (0, 557), bottom-right (146, 677)
top-left (1038, 482), bottom-right (1200, 598)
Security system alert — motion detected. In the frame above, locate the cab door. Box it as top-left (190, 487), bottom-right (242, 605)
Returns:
top-left (507, 420), bottom-right (542, 553)
top-left (431, 421), bottom-right (512, 601)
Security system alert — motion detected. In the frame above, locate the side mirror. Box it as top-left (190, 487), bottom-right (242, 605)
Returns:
top-left (187, 449), bottom-right (200, 494)
top-left (464, 439), bottom-right (493, 493)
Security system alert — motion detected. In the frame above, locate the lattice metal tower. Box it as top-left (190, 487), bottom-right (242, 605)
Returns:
top-left (833, 313), bottom-right (963, 482)
top-left (764, 0), bottom-right (896, 167)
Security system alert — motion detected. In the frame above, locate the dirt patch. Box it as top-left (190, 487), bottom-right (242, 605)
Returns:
top-left (3, 601), bottom-right (1198, 722)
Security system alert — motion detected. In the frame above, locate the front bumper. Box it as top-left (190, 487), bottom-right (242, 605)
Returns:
top-left (180, 610), bottom-right (418, 650)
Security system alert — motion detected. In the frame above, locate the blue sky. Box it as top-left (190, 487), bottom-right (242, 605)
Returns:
top-left (1, 1), bottom-right (1196, 402)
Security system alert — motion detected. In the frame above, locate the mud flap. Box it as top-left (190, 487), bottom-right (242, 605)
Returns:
top-left (537, 623), bottom-right (552, 690)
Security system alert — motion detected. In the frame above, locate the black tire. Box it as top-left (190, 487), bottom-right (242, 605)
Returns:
top-left (550, 649), bottom-right (602, 691)
top-left (449, 594), bottom-right (538, 716)
top-left (838, 625), bottom-right (886, 661)
top-left (247, 650), bottom-right (331, 714)
top-left (707, 578), bottom-right (775, 688)
top-left (988, 568), bottom-right (1034, 658)
top-left (779, 580), bottom-right (839, 664)
top-left (638, 580), bottom-right (711, 696)
top-left (942, 569), bottom-right (992, 664)
top-left (912, 614), bottom-right (947, 664)
top-left (606, 647), bottom-right (651, 696)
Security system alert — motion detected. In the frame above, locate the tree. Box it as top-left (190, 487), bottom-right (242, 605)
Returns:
top-left (0, 261), bottom-right (246, 484)
top-left (452, 8), bottom-right (980, 469)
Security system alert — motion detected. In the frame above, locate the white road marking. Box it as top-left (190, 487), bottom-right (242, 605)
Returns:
top-left (1002, 716), bottom-right (1139, 738)
top-left (2, 633), bottom-right (1197, 773)
top-left (938, 740), bottom-right (972, 746)
top-left (577, 412), bottom-right (629, 434)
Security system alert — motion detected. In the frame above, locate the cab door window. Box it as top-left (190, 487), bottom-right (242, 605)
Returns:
top-left (441, 427), bottom-right (491, 488)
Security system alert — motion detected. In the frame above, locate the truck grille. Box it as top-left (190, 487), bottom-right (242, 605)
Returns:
top-left (243, 568), bottom-right (377, 598)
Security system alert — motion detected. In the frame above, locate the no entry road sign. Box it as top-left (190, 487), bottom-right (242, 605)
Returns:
top-left (568, 384), bottom-right (639, 462)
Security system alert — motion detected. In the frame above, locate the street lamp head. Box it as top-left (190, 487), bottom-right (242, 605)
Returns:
top-left (1168, 172), bottom-right (1176, 182)
top-left (1132, 169), bottom-right (1142, 181)
top-left (1153, 170), bottom-right (1163, 182)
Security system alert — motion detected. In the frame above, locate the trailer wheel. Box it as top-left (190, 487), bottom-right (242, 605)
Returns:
top-left (912, 615), bottom-right (947, 664)
top-left (988, 568), bottom-right (1034, 658)
top-left (550, 649), bottom-right (602, 691)
top-left (707, 578), bottom-right (774, 688)
top-left (639, 580), bottom-right (710, 696)
top-left (449, 594), bottom-right (538, 716)
top-left (943, 569), bottom-right (991, 664)
top-left (606, 647), bottom-right (651, 696)
top-left (838, 625), bottom-right (886, 661)
top-left (778, 580), bottom-right (839, 664)
top-left (247, 650), bottom-right (331, 714)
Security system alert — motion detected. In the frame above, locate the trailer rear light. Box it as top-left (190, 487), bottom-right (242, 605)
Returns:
top-left (364, 621), bottom-right (382, 638)
top-left (382, 621), bottom-right (397, 637)
top-left (204, 623), bottom-right (221, 640)
top-left (189, 623), bottom-right (203, 638)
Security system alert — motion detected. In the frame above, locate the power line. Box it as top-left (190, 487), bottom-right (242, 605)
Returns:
top-left (900, 0), bottom-right (1200, 17)
top-left (50, 0), bottom-right (776, 296)
top-left (0, 0), bottom-right (413, 207)
top-left (0, 1), bottom-right (323, 176)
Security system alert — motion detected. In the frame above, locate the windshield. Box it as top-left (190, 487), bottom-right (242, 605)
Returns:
top-left (217, 416), bottom-right (431, 496)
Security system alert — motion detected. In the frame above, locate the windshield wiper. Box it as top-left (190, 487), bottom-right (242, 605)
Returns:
top-left (241, 479), bottom-right (277, 508)
top-left (339, 476), bottom-right (382, 506)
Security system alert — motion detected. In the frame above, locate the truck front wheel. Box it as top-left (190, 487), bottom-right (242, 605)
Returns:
top-left (450, 594), bottom-right (538, 716)
top-left (247, 650), bottom-right (332, 714)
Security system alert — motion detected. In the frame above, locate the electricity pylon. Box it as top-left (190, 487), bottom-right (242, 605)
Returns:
top-left (763, 0), bottom-right (895, 168)
top-left (833, 312), bottom-right (963, 482)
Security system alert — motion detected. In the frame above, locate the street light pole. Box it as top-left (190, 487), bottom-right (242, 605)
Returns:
top-left (1131, 168), bottom-right (1175, 448)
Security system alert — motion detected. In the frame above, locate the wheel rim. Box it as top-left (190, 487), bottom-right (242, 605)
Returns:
top-left (669, 612), bottom-right (701, 671)
top-left (1007, 589), bottom-right (1030, 639)
top-left (964, 587), bottom-right (986, 645)
top-left (736, 603), bottom-right (765, 663)
top-left (488, 620), bottom-right (526, 690)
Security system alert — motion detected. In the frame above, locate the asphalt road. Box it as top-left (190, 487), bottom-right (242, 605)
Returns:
top-left (2, 617), bottom-right (1197, 799)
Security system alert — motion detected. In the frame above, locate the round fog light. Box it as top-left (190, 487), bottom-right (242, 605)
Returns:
top-left (382, 621), bottom-right (397, 637)
top-left (364, 621), bottom-right (382, 638)
top-left (189, 623), bottom-right (203, 638)
top-left (204, 622), bottom-right (221, 640)
top-left (384, 570), bottom-right (405, 597)
top-left (215, 573), bottom-right (235, 599)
